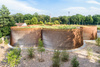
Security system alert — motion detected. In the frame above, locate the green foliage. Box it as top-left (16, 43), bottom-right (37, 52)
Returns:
top-left (0, 38), bottom-right (3, 44)
top-left (71, 56), bottom-right (79, 67)
top-left (24, 20), bottom-right (30, 25)
top-left (45, 22), bottom-right (54, 25)
top-left (38, 38), bottom-right (45, 61)
top-left (4, 37), bottom-right (9, 44)
top-left (0, 5), bottom-right (15, 36)
top-left (87, 48), bottom-right (93, 58)
top-left (38, 38), bottom-right (45, 53)
top-left (52, 50), bottom-right (61, 67)
top-left (52, 57), bottom-right (60, 67)
top-left (30, 17), bottom-right (38, 24)
top-left (61, 50), bottom-right (69, 62)
top-left (53, 50), bottom-right (60, 59)
top-left (37, 21), bottom-right (44, 24)
top-left (7, 48), bottom-right (21, 67)
top-left (27, 47), bottom-right (34, 58)
top-left (54, 20), bottom-right (60, 24)
top-left (96, 38), bottom-right (100, 46)
top-left (0, 30), bottom-right (2, 38)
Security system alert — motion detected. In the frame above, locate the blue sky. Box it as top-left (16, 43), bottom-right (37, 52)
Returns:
top-left (0, 0), bottom-right (100, 17)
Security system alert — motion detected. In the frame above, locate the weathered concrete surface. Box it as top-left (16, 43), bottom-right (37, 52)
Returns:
top-left (42, 29), bottom-right (83, 50)
top-left (80, 26), bottom-right (97, 40)
top-left (10, 27), bottom-right (41, 47)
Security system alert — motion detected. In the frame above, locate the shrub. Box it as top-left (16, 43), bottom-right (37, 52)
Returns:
top-left (37, 38), bottom-right (45, 62)
top-left (87, 48), bottom-right (93, 58)
top-left (7, 48), bottom-right (21, 67)
top-left (61, 50), bottom-right (69, 62)
top-left (52, 57), bottom-right (60, 67)
top-left (27, 47), bottom-right (34, 58)
top-left (0, 38), bottom-right (3, 44)
top-left (96, 38), bottom-right (100, 46)
top-left (24, 20), bottom-right (30, 25)
top-left (45, 22), bottom-right (54, 25)
top-left (4, 37), bottom-right (9, 44)
top-left (52, 50), bottom-right (61, 67)
top-left (53, 50), bottom-right (60, 59)
top-left (54, 20), bottom-right (60, 24)
top-left (71, 56), bottom-right (79, 67)
top-left (37, 21), bottom-right (44, 24)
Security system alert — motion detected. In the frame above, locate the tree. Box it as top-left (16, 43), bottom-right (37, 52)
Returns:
top-left (59, 16), bottom-right (69, 24)
top-left (38, 38), bottom-right (45, 62)
top-left (70, 15), bottom-right (77, 24)
top-left (0, 5), bottom-right (10, 27)
top-left (24, 14), bottom-right (32, 20)
top-left (0, 5), bottom-right (15, 36)
top-left (30, 17), bottom-right (38, 24)
top-left (85, 15), bottom-right (93, 25)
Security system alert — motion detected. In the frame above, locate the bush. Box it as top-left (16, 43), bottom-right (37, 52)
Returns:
top-left (4, 37), bottom-right (9, 44)
top-left (45, 22), bottom-right (54, 25)
top-left (37, 21), bottom-right (44, 24)
top-left (96, 38), bottom-right (100, 46)
top-left (61, 50), bottom-right (69, 62)
top-left (87, 48), bottom-right (93, 58)
top-left (54, 20), bottom-right (60, 24)
top-left (0, 38), bottom-right (3, 44)
top-left (27, 47), bottom-right (34, 58)
top-left (71, 56), bottom-right (79, 67)
top-left (37, 38), bottom-right (45, 62)
top-left (52, 50), bottom-right (61, 67)
top-left (24, 20), bottom-right (30, 25)
top-left (7, 48), bottom-right (21, 67)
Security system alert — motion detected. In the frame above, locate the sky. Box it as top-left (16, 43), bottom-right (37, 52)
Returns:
top-left (0, 0), bottom-right (100, 17)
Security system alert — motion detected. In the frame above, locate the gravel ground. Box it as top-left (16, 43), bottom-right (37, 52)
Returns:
top-left (0, 41), bottom-right (100, 67)
top-left (18, 41), bottom-right (100, 67)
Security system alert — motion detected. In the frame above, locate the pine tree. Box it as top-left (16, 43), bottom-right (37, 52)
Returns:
top-left (0, 5), bottom-right (15, 36)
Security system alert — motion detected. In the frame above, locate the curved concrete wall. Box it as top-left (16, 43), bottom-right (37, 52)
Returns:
top-left (42, 29), bottom-right (83, 50)
top-left (80, 26), bottom-right (97, 40)
top-left (10, 27), bottom-right (41, 47)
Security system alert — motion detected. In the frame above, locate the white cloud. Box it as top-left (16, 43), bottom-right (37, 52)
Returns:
top-left (86, 0), bottom-right (100, 5)
top-left (63, 7), bottom-right (100, 16)
top-left (0, 0), bottom-right (45, 14)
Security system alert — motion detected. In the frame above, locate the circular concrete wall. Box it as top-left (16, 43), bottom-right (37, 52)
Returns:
top-left (10, 27), bottom-right (41, 47)
top-left (80, 26), bottom-right (97, 40)
top-left (42, 29), bottom-right (83, 50)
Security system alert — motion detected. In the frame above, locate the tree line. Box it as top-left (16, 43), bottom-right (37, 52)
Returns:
top-left (11, 12), bottom-right (100, 25)
top-left (0, 5), bottom-right (100, 37)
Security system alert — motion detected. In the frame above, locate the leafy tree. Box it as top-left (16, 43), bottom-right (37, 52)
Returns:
top-left (37, 38), bottom-right (45, 62)
top-left (30, 17), bottom-right (38, 24)
top-left (70, 15), bottom-right (77, 24)
top-left (59, 16), bottom-right (69, 24)
top-left (24, 14), bottom-right (33, 20)
top-left (85, 15), bottom-right (93, 25)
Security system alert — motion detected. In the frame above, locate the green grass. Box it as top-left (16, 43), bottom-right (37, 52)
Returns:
top-left (20, 25), bottom-right (76, 29)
